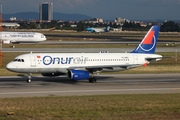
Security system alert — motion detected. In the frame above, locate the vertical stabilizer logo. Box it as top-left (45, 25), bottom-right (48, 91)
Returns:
top-left (139, 30), bottom-right (156, 52)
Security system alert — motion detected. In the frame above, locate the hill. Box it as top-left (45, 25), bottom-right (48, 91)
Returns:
top-left (2, 12), bottom-right (93, 21)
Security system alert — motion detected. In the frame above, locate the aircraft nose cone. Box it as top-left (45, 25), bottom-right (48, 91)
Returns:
top-left (6, 63), bottom-right (14, 71)
top-left (41, 37), bottom-right (46, 41)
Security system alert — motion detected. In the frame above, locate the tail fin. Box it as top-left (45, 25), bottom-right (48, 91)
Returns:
top-left (131, 25), bottom-right (160, 54)
top-left (105, 26), bottom-right (110, 32)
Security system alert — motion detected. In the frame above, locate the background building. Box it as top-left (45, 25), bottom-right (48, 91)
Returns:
top-left (39, 2), bottom-right (53, 22)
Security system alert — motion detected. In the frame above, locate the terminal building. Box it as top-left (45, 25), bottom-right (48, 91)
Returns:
top-left (39, 2), bottom-right (53, 22)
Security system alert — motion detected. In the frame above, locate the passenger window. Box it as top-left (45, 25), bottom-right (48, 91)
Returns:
top-left (22, 59), bottom-right (24, 62)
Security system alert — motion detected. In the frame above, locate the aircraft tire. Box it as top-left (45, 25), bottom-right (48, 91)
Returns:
top-left (27, 79), bottom-right (31, 83)
top-left (89, 77), bottom-right (96, 83)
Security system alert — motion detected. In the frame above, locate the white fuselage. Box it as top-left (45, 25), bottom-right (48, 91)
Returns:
top-left (0, 32), bottom-right (46, 44)
top-left (86, 27), bottom-right (110, 33)
top-left (93, 28), bottom-right (105, 33)
top-left (6, 53), bottom-right (162, 74)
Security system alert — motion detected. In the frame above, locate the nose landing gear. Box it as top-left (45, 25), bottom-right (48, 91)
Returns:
top-left (27, 73), bottom-right (32, 83)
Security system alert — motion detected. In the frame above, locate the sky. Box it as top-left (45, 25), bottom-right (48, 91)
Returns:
top-left (1, 0), bottom-right (180, 20)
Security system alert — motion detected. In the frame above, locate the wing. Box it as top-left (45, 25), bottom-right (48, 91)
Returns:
top-left (68, 64), bottom-right (141, 73)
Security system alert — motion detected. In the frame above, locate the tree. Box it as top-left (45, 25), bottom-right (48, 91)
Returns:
top-left (77, 22), bottom-right (86, 31)
top-left (30, 23), bottom-right (37, 29)
top-left (161, 21), bottom-right (180, 32)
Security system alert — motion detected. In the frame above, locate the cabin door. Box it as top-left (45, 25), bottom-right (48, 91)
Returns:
top-left (30, 55), bottom-right (36, 67)
top-left (133, 55), bottom-right (138, 64)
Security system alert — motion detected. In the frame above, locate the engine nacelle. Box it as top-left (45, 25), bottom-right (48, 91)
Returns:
top-left (68, 70), bottom-right (91, 80)
top-left (41, 73), bottom-right (64, 77)
top-left (3, 40), bottom-right (11, 44)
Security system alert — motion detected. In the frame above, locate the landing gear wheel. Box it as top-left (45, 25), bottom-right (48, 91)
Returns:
top-left (27, 73), bottom-right (32, 83)
top-left (27, 79), bottom-right (31, 83)
top-left (89, 77), bottom-right (97, 83)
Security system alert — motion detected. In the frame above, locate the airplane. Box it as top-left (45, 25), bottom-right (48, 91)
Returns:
top-left (0, 32), bottom-right (46, 44)
top-left (86, 26), bottom-right (110, 33)
top-left (6, 25), bottom-right (162, 83)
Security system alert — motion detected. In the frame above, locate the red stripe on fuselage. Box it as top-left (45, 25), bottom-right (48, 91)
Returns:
top-left (142, 31), bottom-right (155, 44)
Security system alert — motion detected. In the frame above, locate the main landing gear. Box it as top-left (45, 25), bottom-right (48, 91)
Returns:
top-left (27, 73), bottom-right (32, 83)
top-left (89, 77), bottom-right (97, 83)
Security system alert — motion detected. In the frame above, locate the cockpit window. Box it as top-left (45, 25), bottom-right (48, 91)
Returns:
top-left (13, 59), bottom-right (18, 62)
top-left (41, 34), bottom-right (45, 38)
top-left (13, 59), bottom-right (25, 62)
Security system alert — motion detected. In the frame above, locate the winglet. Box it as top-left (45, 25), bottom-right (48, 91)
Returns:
top-left (131, 25), bottom-right (160, 54)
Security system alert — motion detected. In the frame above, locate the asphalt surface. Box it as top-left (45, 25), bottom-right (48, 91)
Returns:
top-left (0, 74), bottom-right (180, 98)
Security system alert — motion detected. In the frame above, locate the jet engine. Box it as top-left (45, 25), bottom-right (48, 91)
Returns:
top-left (68, 70), bottom-right (91, 80)
top-left (3, 40), bottom-right (11, 44)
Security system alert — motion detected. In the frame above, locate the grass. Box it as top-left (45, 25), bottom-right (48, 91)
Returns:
top-left (103, 65), bottom-right (180, 74)
top-left (0, 94), bottom-right (180, 120)
top-left (4, 43), bottom-right (180, 48)
top-left (2, 43), bottom-right (138, 48)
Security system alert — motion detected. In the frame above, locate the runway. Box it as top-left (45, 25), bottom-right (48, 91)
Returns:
top-left (0, 74), bottom-right (180, 98)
